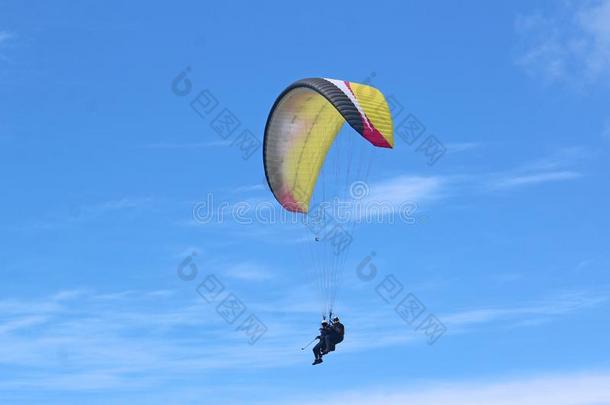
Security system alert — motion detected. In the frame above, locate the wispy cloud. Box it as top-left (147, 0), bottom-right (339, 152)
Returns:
top-left (488, 147), bottom-right (589, 190)
top-left (0, 30), bottom-right (15, 62)
top-left (0, 284), bottom-right (607, 395)
top-left (0, 289), bottom-right (264, 389)
top-left (358, 148), bottom-right (587, 202)
top-left (0, 315), bottom-right (49, 335)
top-left (185, 146), bottom-right (589, 240)
top-left (518, 146), bottom-right (592, 172)
top-left (365, 175), bottom-right (446, 205)
top-left (183, 147), bottom-right (589, 241)
top-left (290, 371), bottom-right (610, 405)
top-left (15, 197), bottom-right (154, 231)
top-left (87, 197), bottom-right (152, 212)
top-left (51, 289), bottom-right (89, 302)
top-left (515, 0), bottom-right (610, 86)
top-left (232, 183), bottom-right (267, 193)
top-left (0, 31), bottom-right (13, 45)
top-left (493, 170), bottom-right (582, 189)
top-left (603, 120), bottom-right (610, 141)
top-left (142, 141), bottom-right (231, 149)
top-left (442, 290), bottom-right (608, 330)
top-left (223, 261), bottom-right (275, 281)
top-left (445, 142), bottom-right (481, 154)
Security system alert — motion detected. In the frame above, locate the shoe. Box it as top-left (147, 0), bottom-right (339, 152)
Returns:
top-left (312, 358), bottom-right (323, 365)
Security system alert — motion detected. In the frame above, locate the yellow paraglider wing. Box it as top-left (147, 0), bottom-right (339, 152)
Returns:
top-left (263, 78), bottom-right (394, 213)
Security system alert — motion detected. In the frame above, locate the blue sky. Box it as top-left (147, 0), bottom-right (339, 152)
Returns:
top-left (1, 1), bottom-right (610, 404)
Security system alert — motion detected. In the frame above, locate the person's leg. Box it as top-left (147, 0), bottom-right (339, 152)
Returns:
top-left (326, 332), bottom-right (339, 352)
top-left (312, 341), bottom-right (323, 364)
top-left (313, 341), bottom-right (322, 358)
top-left (323, 335), bottom-right (332, 354)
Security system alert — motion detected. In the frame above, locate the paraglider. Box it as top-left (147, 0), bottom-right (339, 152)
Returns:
top-left (311, 320), bottom-right (332, 365)
top-left (324, 316), bottom-right (345, 354)
top-left (263, 78), bottom-right (394, 364)
top-left (309, 316), bottom-right (346, 365)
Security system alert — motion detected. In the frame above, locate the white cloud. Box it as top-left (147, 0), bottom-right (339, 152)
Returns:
top-left (577, 0), bottom-right (610, 79)
top-left (365, 175), bottom-right (445, 205)
top-left (350, 148), bottom-right (586, 204)
top-left (488, 147), bottom-right (589, 190)
top-left (0, 30), bottom-right (15, 62)
top-left (331, 175), bottom-right (448, 222)
top-left (0, 31), bottom-right (13, 45)
top-left (445, 142), bottom-right (481, 154)
top-left (0, 315), bottom-right (49, 335)
top-left (493, 170), bottom-right (582, 189)
top-left (0, 288), bottom-right (312, 391)
top-left (515, 0), bottom-right (610, 85)
top-left (603, 120), bottom-right (610, 141)
top-left (0, 284), bottom-right (607, 394)
top-left (519, 146), bottom-right (592, 171)
top-left (443, 290), bottom-right (607, 329)
top-left (51, 289), bottom-right (89, 302)
top-left (223, 261), bottom-right (275, 281)
top-left (232, 183), bottom-right (267, 193)
top-left (290, 372), bottom-right (610, 405)
top-left (14, 197), bottom-right (154, 232)
top-left (142, 140), bottom-right (231, 149)
top-left (363, 148), bottom-right (588, 197)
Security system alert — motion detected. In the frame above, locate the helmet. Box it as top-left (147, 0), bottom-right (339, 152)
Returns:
top-left (332, 317), bottom-right (339, 322)
top-left (321, 320), bottom-right (329, 325)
